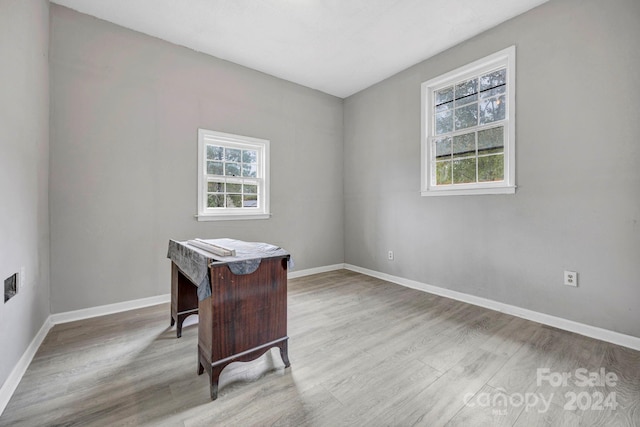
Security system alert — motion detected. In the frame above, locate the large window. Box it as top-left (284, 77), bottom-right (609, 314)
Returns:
top-left (421, 46), bottom-right (516, 196)
top-left (197, 129), bottom-right (270, 221)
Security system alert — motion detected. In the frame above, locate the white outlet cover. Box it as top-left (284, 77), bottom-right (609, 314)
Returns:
top-left (564, 270), bottom-right (578, 287)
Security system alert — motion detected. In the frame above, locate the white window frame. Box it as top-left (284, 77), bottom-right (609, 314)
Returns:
top-left (197, 129), bottom-right (270, 221)
top-left (421, 46), bottom-right (516, 196)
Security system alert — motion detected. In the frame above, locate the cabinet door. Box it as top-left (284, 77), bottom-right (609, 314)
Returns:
top-left (203, 257), bottom-right (288, 361)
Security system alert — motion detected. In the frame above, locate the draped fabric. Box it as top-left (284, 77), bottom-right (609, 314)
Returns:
top-left (167, 238), bottom-right (292, 300)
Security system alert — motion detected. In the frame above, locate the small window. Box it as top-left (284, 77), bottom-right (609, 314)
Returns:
top-left (197, 129), bottom-right (270, 221)
top-left (421, 46), bottom-right (516, 196)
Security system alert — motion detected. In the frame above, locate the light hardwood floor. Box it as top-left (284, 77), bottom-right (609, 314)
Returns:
top-left (1, 270), bottom-right (639, 426)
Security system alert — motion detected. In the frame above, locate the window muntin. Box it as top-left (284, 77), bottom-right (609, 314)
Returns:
top-left (205, 145), bottom-right (259, 208)
top-left (421, 46), bottom-right (515, 196)
top-left (197, 129), bottom-right (270, 221)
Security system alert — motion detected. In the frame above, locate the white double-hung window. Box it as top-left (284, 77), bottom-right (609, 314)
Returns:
top-left (421, 46), bottom-right (516, 196)
top-left (197, 129), bottom-right (270, 221)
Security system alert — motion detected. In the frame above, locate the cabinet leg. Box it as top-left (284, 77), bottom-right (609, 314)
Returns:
top-left (176, 319), bottom-right (182, 338)
top-left (209, 365), bottom-right (224, 400)
top-left (170, 314), bottom-right (183, 337)
top-left (278, 339), bottom-right (291, 368)
top-left (210, 379), bottom-right (219, 401)
top-left (175, 314), bottom-right (187, 338)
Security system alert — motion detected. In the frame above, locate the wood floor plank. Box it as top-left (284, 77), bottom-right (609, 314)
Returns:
top-left (445, 384), bottom-right (525, 427)
top-left (382, 349), bottom-right (509, 426)
top-left (1, 270), bottom-right (638, 427)
top-left (513, 402), bottom-right (581, 427)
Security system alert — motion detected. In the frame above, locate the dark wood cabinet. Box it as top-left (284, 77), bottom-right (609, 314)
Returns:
top-left (197, 256), bottom-right (290, 399)
top-left (170, 254), bottom-right (290, 400)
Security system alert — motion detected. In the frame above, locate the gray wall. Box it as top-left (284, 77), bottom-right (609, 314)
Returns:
top-left (11, 0), bottom-right (638, 340)
top-left (49, 5), bottom-right (344, 313)
top-left (344, 0), bottom-right (640, 337)
top-left (0, 0), bottom-right (51, 387)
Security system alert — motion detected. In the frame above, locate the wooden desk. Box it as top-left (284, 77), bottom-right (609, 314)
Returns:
top-left (169, 241), bottom-right (290, 400)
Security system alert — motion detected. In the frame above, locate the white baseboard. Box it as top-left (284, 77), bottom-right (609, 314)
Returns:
top-left (0, 317), bottom-right (54, 416)
top-left (344, 264), bottom-right (640, 351)
top-left (50, 294), bottom-right (171, 325)
top-left (288, 263), bottom-right (345, 279)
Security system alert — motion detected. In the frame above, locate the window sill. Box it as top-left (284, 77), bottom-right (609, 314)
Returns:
top-left (421, 185), bottom-right (516, 197)
top-left (196, 213), bottom-right (271, 221)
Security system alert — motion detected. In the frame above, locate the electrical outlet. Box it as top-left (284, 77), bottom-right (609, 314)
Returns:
top-left (4, 273), bottom-right (18, 303)
top-left (564, 270), bottom-right (578, 287)
top-left (388, 251), bottom-right (394, 260)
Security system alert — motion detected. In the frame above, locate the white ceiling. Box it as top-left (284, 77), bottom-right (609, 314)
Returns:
top-left (50, 0), bottom-right (548, 98)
